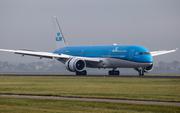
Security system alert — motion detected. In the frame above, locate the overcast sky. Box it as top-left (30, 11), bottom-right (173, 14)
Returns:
top-left (0, 0), bottom-right (179, 65)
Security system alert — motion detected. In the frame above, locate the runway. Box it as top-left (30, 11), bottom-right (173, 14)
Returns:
top-left (0, 94), bottom-right (180, 106)
top-left (1, 73), bottom-right (180, 78)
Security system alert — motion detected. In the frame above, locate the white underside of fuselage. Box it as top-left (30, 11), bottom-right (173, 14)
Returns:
top-left (86, 57), bottom-right (152, 69)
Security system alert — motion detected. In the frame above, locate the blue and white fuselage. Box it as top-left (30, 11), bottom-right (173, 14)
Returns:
top-left (52, 44), bottom-right (154, 75)
top-left (54, 45), bottom-right (153, 68)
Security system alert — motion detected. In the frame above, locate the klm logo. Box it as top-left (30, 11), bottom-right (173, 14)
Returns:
top-left (56, 32), bottom-right (62, 41)
top-left (56, 37), bottom-right (62, 41)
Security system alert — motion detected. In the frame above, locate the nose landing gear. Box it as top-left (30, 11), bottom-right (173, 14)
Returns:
top-left (138, 67), bottom-right (144, 76)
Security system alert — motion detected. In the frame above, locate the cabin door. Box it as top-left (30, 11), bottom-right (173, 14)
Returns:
top-left (129, 49), bottom-right (134, 60)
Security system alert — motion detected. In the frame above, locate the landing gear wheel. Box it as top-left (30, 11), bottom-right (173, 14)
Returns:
top-left (76, 70), bottom-right (87, 75)
top-left (108, 70), bottom-right (120, 75)
top-left (109, 70), bottom-right (112, 75)
top-left (114, 71), bottom-right (119, 75)
top-left (141, 72), bottom-right (144, 76)
top-left (76, 71), bottom-right (81, 75)
top-left (117, 71), bottom-right (120, 75)
top-left (82, 70), bottom-right (87, 75)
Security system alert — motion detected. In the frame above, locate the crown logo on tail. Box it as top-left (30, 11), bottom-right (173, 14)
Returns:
top-left (57, 32), bottom-right (60, 36)
top-left (56, 32), bottom-right (62, 41)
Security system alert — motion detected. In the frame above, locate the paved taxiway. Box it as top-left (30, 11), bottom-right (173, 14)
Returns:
top-left (1, 74), bottom-right (180, 78)
top-left (0, 94), bottom-right (180, 106)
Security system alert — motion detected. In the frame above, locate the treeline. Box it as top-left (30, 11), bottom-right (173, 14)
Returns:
top-left (0, 60), bottom-right (180, 74)
top-left (0, 60), bottom-right (64, 72)
top-left (153, 61), bottom-right (180, 73)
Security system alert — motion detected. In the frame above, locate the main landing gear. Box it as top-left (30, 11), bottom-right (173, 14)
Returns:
top-left (76, 70), bottom-right (87, 75)
top-left (108, 68), bottom-right (120, 75)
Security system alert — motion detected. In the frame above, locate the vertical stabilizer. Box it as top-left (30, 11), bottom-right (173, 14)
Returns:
top-left (52, 16), bottom-right (68, 49)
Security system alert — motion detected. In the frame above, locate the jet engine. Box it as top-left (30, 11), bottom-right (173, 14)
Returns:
top-left (134, 63), bottom-right (154, 73)
top-left (65, 58), bottom-right (86, 72)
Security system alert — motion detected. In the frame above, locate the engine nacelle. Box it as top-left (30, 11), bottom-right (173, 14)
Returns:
top-left (65, 58), bottom-right (86, 72)
top-left (134, 63), bottom-right (154, 73)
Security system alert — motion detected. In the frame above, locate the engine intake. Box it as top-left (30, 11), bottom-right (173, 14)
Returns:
top-left (65, 58), bottom-right (86, 72)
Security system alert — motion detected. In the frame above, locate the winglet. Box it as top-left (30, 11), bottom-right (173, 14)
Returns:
top-left (176, 48), bottom-right (178, 51)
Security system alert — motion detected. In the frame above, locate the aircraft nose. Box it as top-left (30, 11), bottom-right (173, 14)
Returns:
top-left (144, 55), bottom-right (153, 63)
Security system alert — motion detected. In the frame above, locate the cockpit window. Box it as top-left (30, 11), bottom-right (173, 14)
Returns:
top-left (144, 52), bottom-right (148, 55)
top-left (140, 52), bottom-right (150, 55)
top-left (140, 52), bottom-right (143, 55)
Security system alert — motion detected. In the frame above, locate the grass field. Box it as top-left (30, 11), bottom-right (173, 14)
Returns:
top-left (0, 76), bottom-right (180, 102)
top-left (0, 97), bottom-right (180, 113)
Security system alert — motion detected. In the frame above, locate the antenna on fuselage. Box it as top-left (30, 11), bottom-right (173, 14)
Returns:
top-left (112, 43), bottom-right (117, 46)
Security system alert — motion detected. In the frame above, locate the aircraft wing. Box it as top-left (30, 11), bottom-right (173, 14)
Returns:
top-left (0, 49), bottom-right (70, 59)
top-left (150, 48), bottom-right (178, 57)
top-left (0, 49), bottom-right (101, 62)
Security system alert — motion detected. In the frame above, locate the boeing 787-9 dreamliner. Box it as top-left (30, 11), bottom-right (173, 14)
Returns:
top-left (0, 16), bottom-right (178, 76)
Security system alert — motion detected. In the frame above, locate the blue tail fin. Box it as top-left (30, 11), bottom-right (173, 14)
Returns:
top-left (52, 16), bottom-right (68, 49)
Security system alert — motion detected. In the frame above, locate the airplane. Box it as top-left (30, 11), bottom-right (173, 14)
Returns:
top-left (0, 16), bottom-right (178, 76)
